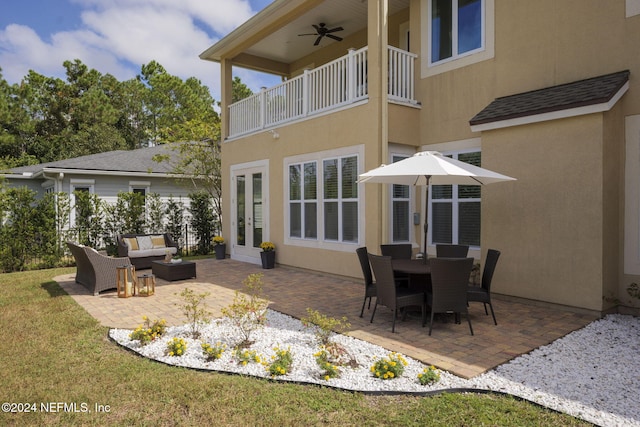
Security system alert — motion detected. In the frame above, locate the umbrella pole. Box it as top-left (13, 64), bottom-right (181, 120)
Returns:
top-left (423, 175), bottom-right (431, 264)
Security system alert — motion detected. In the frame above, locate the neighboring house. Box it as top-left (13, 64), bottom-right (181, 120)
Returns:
top-left (200, 0), bottom-right (640, 315)
top-left (2, 144), bottom-right (198, 235)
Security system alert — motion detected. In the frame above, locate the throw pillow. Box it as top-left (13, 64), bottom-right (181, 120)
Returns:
top-left (124, 237), bottom-right (139, 251)
top-left (151, 235), bottom-right (166, 248)
top-left (137, 235), bottom-right (153, 250)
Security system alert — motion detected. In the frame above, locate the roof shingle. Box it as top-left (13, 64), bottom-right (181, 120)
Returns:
top-left (470, 70), bottom-right (630, 126)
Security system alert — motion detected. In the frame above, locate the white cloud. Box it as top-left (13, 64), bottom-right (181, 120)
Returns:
top-left (0, 0), bottom-right (269, 100)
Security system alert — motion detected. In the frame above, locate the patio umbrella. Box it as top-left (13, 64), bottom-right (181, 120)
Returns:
top-left (358, 151), bottom-right (516, 257)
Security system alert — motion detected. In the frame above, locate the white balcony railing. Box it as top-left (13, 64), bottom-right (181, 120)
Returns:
top-left (228, 46), bottom-right (418, 139)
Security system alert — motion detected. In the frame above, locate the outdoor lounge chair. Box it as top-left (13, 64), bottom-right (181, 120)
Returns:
top-left (467, 249), bottom-right (501, 325)
top-left (356, 247), bottom-right (376, 318)
top-left (67, 241), bottom-right (132, 296)
top-left (436, 244), bottom-right (469, 258)
top-left (368, 253), bottom-right (425, 333)
top-left (427, 257), bottom-right (474, 336)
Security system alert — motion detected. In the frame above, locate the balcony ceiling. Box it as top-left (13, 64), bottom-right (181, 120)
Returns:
top-left (201, 0), bottom-right (410, 71)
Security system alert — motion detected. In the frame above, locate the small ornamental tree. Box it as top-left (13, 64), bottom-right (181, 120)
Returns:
top-left (221, 273), bottom-right (269, 348)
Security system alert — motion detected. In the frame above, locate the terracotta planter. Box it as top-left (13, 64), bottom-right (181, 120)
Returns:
top-left (260, 251), bottom-right (275, 269)
top-left (214, 244), bottom-right (226, 260)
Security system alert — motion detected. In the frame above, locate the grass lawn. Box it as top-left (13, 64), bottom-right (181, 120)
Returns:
top-left (0, 268), bottom-right (593, 426)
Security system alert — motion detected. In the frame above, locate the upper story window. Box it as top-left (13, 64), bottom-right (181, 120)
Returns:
top-left (422, 0), bottom-right (493, 76)
top-left (430, 0), bottom-right (483, 64)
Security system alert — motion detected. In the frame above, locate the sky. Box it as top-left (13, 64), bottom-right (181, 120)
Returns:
top-left (0, 0), bottom-right (281, 101)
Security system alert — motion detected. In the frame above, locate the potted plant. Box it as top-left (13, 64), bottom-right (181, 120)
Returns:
top-left (213, 236), bottom-right (226, 260)
top-left (259, 241), bottom-right (276, 269)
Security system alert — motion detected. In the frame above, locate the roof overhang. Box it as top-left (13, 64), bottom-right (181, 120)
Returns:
top-left (470, 70), bottom-right (630, 132)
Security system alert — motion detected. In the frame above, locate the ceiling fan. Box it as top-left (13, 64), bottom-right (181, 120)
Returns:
top-left (298, 23), bottom-right (344, 46)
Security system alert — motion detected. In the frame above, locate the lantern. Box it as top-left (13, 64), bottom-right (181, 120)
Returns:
top-left (136, 274), bottom-right (156, 297)
top-left (116, 265), bottom-right (136, 298)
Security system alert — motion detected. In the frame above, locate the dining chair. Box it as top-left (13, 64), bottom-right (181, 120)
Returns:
top-left (436, 244), bottom-right (469, 258)
top-left (467, 249), bottom-right (501, 325)
top-left (356, 247), bottom-right (376, 318)
top-left (368, 254), bottom-right (425, 333)
top-left (426, 257), bottom-right (474, 336)
top-left (380, 244), bottom-right (412, 259)
top-left (380, 244), bottom-right (412, 286)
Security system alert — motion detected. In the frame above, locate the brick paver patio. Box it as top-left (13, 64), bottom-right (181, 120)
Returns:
top-left (55, 258), bottom-right (598, 379)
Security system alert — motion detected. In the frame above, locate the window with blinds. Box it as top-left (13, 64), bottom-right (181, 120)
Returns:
top-left (288, 154), bottom-right (358, 244)
top-left (431, 150), bottom-right (481, 246)
top-left (392, 155), bottom-right (411, 242)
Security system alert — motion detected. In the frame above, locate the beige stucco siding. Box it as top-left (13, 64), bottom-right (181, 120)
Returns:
top-left (481, 115), bottom-right (606, 310)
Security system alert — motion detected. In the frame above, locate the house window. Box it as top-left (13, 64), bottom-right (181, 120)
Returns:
top-left (391, 155), bottom-right (411, 242)
top-left (285, 147), bottom-right (363, 250)
top-left (324, 156), bottom-right (358, 243)
top-left (430, 150), bottom-right (481, 246)
top-left (70, 180), bottom-right (95, 228)
top-left (289, 162), bottom-right (317, 239)
top-left (429, 0), bottom-right (484, 65)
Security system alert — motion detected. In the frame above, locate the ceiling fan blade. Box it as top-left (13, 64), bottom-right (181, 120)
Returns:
top-left (326, 34), bottom-right (343, 42)
top-left (314, 36), bottom-right (323, 46)
top-left (312, 24), bottom-right (321, 32)
top-left (298, 33), bottom-right (317, 36)
top-left (326, 26), bottom-right (344, 33)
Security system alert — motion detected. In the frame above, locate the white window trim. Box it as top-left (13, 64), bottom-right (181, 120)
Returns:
top-left (70, 179), bottom-right (95, 228)
top-left (284, 144), bottom-right (365, 251)
top-left (129, 181), bottom-right (151, 193)
top-left (627, 0), bottom-right (640, 17)
top-left (421, 0), bottom-right (495, 78)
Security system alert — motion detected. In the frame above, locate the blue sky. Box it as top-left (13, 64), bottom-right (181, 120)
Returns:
top-left (0, 0), bottom-right (279, 101)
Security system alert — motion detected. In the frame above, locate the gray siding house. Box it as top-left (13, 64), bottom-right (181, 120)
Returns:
top-left (2, 144), bottom-right (199, 229)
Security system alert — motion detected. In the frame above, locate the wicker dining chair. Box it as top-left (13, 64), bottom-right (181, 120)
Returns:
top-left (380, 244), bottom-right (412, 286)
top-left (369, 253), bottom-right (425, 333)
top-left (435, 244), bottom-right (469, 258)
top-left (427, 257), bottom-right (475, 335)
top-left (356, 247), bottom-right (376, 318)
top-left (468, 249), bottom-right (501, 325)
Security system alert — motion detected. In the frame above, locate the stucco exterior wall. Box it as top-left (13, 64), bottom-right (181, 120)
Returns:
top-left (222, 102), bottom-right (384, 277)
top-left (480, 115), bottom-right (605, 311)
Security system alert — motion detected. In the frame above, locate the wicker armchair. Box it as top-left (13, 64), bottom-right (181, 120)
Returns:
top-left (67, 241), bottom-right (132, 296)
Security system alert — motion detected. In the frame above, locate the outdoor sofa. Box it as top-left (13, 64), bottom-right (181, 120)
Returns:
top-left (67, 241), bottom-right (131, 295)
top-left (116, 233), bottom-right (178, 269)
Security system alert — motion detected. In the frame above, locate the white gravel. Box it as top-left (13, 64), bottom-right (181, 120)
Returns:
top-left (109, 311), bottom-right (639, 427)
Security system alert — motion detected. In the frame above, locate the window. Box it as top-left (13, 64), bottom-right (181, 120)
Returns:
top-left (289, 162), bottom-right (317, 239)
top-left (324, 156), bottom-right (358, 243)
top-left (430, 151), bottom-right (481, 246)
top-left (70, 180), bottom-right (95, 228)
top-left (430, 0), bottom-right (483, 64)
top-left (391, 155), bottom-right (411, 242)
top-left (286, 149), bottom-right (361, 248)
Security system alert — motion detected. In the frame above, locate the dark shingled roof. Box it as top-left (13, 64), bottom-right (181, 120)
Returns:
top-left (470, 70), bottom-right (630, 126)
top-left (8, 143), bottom-right (188, 175)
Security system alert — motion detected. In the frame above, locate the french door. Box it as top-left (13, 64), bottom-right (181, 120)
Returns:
top-left (231, 162), bottom-right (268, 264)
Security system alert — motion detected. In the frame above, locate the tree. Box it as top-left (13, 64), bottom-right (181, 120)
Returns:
top-left (189, 190), bottom-right (216, 255)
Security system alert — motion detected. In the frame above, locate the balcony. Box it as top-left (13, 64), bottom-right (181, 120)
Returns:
top-left (227, 46), bottom-right (419, 139)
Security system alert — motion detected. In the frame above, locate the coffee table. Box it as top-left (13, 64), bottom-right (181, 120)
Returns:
top-left (151, 260), bottom-right (197, 281)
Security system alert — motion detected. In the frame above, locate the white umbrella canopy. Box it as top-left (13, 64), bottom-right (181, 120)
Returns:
top-left (358, 151), bottom-right (516, 257)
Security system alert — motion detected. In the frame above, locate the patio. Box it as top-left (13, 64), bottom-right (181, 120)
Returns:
top-left (56, 258), bottom-right (598, 379)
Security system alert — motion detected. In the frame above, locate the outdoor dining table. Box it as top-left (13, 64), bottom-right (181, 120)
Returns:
top-left (391, 258), bottom-right (431, 291)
